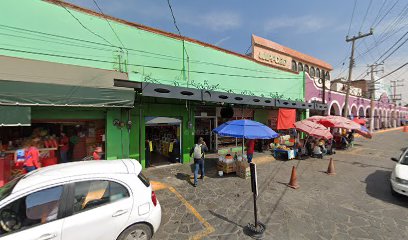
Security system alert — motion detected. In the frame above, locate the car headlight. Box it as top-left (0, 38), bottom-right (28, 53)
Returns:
top-left (395, 177), bottom-right (408, 185)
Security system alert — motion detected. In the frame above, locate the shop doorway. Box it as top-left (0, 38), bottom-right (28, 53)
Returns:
top-left (195, 117), bottom-right (216, 152)
top-left (145, 117), bottom-right (181, 167)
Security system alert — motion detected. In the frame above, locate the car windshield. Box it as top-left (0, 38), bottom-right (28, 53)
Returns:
top-left (0, 176), bottom-right (23, 202)
top-left (400, 150), bottom-right (408, 165)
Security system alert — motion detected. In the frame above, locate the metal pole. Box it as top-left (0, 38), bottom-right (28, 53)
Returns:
top-left (370, 65), bottom-right (375, 132)
top-left (322, 71), bottom-right (326, 115)
top-left (253, 191), bottom-right (258, 227)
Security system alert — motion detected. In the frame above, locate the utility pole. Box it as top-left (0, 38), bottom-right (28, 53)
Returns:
top-left (343, 29), bottom-right (374, 118)
top-left (390, 80), bottom-right (404, 103)
top-left (321, 70), bottom-right (327, 115)
top-left (368, 63), bottom-right (383, 132)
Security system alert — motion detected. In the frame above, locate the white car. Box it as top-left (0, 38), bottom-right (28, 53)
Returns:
top-left (390, 148), bottom-right (408, 197)
top-left (0, 159), bottom-right (161, 240)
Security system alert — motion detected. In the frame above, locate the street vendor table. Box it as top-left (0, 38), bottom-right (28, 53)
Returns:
top-left (273, 149), bottom-right (296, 160)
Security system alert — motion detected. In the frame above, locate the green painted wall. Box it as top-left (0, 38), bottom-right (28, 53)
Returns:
top-left (129, 100), bottom-right (195, 168)
top-left (0, 0), bottom-right (304, 101)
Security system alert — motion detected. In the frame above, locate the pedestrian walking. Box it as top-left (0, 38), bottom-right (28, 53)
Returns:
top-left (24, 138), bottom-right (41, 172)
top-left (246, 139), bottom-right (255, 163)
top-left (190, 137), bottom-right (208, 187)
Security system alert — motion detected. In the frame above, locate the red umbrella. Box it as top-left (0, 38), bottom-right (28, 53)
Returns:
top-left (353, 118), bottom-right (367, 126)
top-left (308, 115), bottom-right (361, 130)
top-left (294, 120), bottom-right (333, 139)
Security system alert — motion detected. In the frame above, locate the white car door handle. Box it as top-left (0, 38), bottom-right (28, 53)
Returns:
top-left (38, 233), bottom-right (57, 240)
top-left (112, 209), bottom-right (129, 217)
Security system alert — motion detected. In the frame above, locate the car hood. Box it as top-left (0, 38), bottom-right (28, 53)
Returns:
top-left (395, 164), bottom-right (408, 180)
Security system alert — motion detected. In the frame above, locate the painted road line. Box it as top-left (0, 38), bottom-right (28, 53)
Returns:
top-left (151, 181), bottom-right (168, 191)
top-left (150, 181), bottom-right (215, 239)
top-left (168, 186), bottom-right (215, 240)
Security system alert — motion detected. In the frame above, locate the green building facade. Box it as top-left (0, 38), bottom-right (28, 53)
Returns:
top-left (0, 0), bottom-right (309, 167)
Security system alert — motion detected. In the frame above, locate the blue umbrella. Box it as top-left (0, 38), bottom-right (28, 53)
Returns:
top-left (213, 119), bottom-right (279, 139)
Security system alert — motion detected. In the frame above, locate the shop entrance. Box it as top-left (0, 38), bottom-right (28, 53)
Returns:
top-left (195, 117), bottom-right (216, 152)
top-left (145, 117), bottom-right (181, 167)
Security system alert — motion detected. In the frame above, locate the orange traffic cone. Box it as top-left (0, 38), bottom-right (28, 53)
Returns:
top-left (326, 158), bottom-right (336, 175)
top-left (403, 126), bottom-right (408, 132)
top-left (287, 166), bottom-right (299, 189)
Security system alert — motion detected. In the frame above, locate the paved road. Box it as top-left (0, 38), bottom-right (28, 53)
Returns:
top-left (146, 129), bottom-right (408, 240)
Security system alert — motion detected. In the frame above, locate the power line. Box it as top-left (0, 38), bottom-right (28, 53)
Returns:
top-left (0, 24), bottom-right (296, 76)
top-left (371, 0), bottom-right (388, 28)
top-left (347, 0), bottom-right (357, 36)
top-left (167, 0), bottom-right (181, 36)
top-left (58, 2), bottom-right (116, 48)
top-left (379, 33), bottom-right (408, 63)
top-left (360, 0), bottom-right (373, 32)
top-left (373, 0), bottom-right (400, 28)
top-left (0, 46), bottom-right (303, 80)
top-left (374, 62), bottom-right (408, 83)
top-left (92, 0), bottom-right (126, 50)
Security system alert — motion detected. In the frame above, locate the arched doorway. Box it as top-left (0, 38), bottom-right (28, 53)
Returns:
top-left (358, 106), bottom-right (365, 118)
top-left (351, 105), bottom-right (358, 118)
top-left (329, 101), bottom-right (341, 116)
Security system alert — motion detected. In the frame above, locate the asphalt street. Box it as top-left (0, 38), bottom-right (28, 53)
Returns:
top-left (146, 129), bottom-right (408, 240)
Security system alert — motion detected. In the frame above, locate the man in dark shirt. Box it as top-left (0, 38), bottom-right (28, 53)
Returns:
top-left (189, 137), bottom-right (208, 187)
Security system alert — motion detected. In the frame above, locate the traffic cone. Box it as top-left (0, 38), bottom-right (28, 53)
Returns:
top-left (287, 166), bottom-right (299, 189)
top-left (326, 158), bottom-right (336, 175)
top-left (403, 126), bottom-right (408, 132)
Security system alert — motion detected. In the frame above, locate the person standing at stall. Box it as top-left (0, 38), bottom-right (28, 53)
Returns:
top-left (246, 139), bottom-right (255, 163)
top-left (92, 146), bottom-right (103, 160)
top-left (24, 138), bottom-right (41, 172)
top-left (59, 132), bottom-right (69, 163)
top-left (190, 137), bottom-right (208, 187)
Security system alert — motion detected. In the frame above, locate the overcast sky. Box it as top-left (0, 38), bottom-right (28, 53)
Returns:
top-left (65, 0), bottom-right (408, 105)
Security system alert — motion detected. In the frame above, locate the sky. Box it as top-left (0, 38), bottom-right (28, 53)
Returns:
top-left (65, 0), bottom-right (408, 105)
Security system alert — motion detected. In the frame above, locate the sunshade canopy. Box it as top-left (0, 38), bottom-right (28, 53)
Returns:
top-left (0, 80), bottom-right (135, 108)
top-left (308, 115), bottom-right (361, 130)
top-left (294, 120), bottom-right (333, 139)
top-left (355, 125), bottom-right (372, 139)
top-left (0, 106), bottom-right (31, 126)
top-left (212, 119), bottom-right (278, 139)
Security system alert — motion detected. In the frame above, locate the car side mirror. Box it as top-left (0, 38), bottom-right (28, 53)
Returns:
top-left (391, 157), bottom-right (398, 162)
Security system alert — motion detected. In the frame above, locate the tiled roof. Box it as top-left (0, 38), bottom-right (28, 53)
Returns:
top-left (252, 35), bottom-right (333, 70)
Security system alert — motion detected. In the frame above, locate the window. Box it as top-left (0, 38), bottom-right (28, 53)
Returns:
top-left (304, 64), bottom-right (309, 73)
top-left (316, 68), bottom-right (320, 78)
top-left (0, 186), bottom-right (63, 236)
top-left (291, 60), bottom-right (297, 72)
top-left (310, 67), bottom-right (315, 77)
top-left (399, 150), bottom-right (408, 165)
top-left (72, 180), bottom-right (129, 214)
top-left (325, 71), bottom-right (330, 80)
top-left (298, 62), bottom-right (303, 72)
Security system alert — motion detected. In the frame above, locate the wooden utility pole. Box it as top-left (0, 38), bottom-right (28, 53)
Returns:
top-left (390, 80), bottom-right (404, 103)
top-left (321, 70), bottom-right (327, 115)
top-left (368, 63), bottom-right (383, 132)
top-left (343, 29), bottom-right (373, 118)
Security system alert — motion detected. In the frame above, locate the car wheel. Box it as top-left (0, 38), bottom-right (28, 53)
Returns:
top-left (118, 223), bottom-right (152, 240)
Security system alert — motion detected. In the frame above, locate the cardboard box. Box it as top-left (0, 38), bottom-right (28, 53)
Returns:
top-left (217, 161), bottom-right (236, 174)
top-left (236, 161), bottom-right (250, 179)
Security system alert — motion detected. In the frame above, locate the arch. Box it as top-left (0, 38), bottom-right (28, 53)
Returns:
top-left (298, 62), bottom-right (303, 72)
top-left (304, 64), bottom-right (309, 73)
top-left (365, 107), bottom-right (371, 118)
top-left (325, 71), bottom-right (330, 80)
top-left (358, 106), bottom-right (365, 118)
top-left (310, 67), bottom-right (315, 77)
top-left (351, 104), bottom-right (358, 117)
top-left (316, 68), bottom-right (320, 78)
top-left (328, 101), bottom-right (341, 116)
top-left (291, 60), bottom-right (297, 72)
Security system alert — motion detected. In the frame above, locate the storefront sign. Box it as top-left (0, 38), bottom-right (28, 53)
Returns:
top-left (258, 52), bottom-right (287, 66)
top-left (253, 46), bottom-right (291, 70)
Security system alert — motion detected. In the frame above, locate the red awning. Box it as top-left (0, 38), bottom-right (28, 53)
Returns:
top-left (277, 108), bottom-right (296, 130)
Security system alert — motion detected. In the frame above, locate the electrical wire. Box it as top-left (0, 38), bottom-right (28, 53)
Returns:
top-left (167, 0), bottom-right (181, 36)
top-left (347, 0), bottom-right (357, 36)
top-left (58, 2), bottom-right (116, 48)
top-left (377, 31), bottom-right (408, 63)
top-left (374, 62), bottom-right (408, 83)
top-left (0, 46), bottom-right (303, 80)
top-left (92, 0), bottom-right (126, 50)
top-left (0, 24), bottom-right (296, 76)
top-left (360, 0), bottom-right (373, 32)
top-left (371, 0), bottom-right (388, 28)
